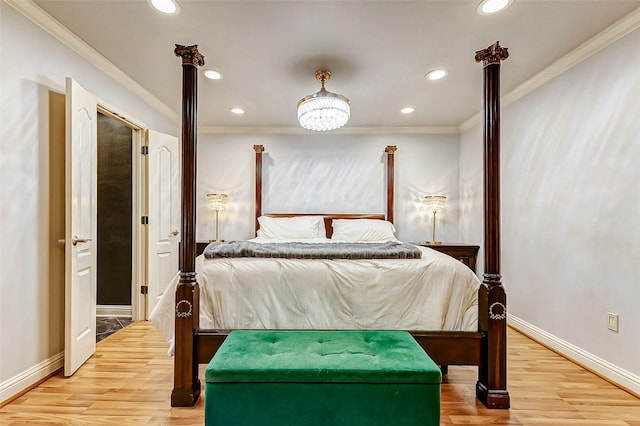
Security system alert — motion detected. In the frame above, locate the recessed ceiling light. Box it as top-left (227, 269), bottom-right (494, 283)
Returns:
top-left (477, 0), bottom-right (512, 15)
top-left (203, 69), bottom-right (223, 80)
top-left (230, 107), bottom-right (245, 115)
top-left (400, 107), bottom-right (415, 114)
top-left (426, 69), bottom-right (448, 81)
top-left (148, 0), bottom-right (180, 15)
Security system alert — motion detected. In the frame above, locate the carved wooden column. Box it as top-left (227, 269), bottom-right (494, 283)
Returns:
top-left (475, 41), bottom-right (510, 409)
top-left (254, 145), bottom-right (264, 234)
top-left (385, 146), bottom-right (396, 224)
top-left (172, 44), bottom-right (204, 407)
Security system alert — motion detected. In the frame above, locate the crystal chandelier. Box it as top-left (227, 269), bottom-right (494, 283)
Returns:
top-left (297, 70), bottom-right (350, 132)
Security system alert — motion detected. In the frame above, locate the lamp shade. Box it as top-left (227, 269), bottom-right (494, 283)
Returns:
top-left (207, 193), bottom-right (228, 211)
top-left (297, 70), bottom-right (350, 132)
top-left (424, 195), bottom-right (446, 212)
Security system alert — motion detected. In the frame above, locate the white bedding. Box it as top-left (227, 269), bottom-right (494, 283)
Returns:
top-left (149, 240), bottom-right (480, 350)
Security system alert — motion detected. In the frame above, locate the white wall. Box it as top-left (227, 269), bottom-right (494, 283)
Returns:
top-left (0, 3), bottom-right (178, 400)
top-left (196, 133), bottom-right (465, 244)
top-left (459, 123), bottom-right (484, 277)
top-left (460, 28), bottom-right (640, 388)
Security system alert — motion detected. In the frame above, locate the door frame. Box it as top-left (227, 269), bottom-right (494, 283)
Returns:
top-left (96, 101), bottom-right (148, 321)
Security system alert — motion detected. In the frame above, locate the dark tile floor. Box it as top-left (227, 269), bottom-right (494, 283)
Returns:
top-left (96, 317), bottom-right (134, 342)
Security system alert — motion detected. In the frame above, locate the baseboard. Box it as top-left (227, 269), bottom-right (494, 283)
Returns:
top-left (97, 305), bottom-right (132, 318)
top-left (0, 352), bottom-right (64, 406)
top-left (508, 314), bottom-right (640, 397)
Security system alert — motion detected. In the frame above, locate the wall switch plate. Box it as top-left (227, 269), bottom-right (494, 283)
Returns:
top-left (607, 312), bottom-right (619, 332)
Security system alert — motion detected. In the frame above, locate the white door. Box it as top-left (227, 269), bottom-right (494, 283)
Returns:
top-left (147, 130), bottom-right (180, 317)
top-left (64, 78), bottom-right (97, 376)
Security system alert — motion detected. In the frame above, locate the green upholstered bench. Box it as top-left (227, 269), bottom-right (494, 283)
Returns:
top-left (204, 330), bottom-right (441, 426)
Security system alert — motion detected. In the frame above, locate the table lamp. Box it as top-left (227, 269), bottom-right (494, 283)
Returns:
top-left (424, 195), bottom-right (446, 245)
top-left (207, 193), bottom-right (228, 242)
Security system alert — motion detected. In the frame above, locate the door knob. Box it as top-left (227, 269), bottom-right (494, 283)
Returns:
top-left (72, 236), bottom-right (92, 246)
top-left (169, 229), bottom-right (180, 237)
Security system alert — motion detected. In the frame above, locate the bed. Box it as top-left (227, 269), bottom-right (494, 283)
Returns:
top-left (168, 41), bottom-right (510, 409)
top-left (151, 215), bottom-right (481, 348)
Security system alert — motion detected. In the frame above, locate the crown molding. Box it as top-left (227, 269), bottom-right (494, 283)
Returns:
top-left (199, 126), bottom-right (460, 135)
top-left (459, 6), bottom-right (640, 134)
top-left (5, 0), bottom-right (180, 124)
top-left (9, 0), bottom-right (640, 135)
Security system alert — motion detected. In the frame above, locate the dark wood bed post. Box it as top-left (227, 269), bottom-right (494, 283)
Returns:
top-left (475, 41), bottom-right (510, 409)
top-left (385, 146), bottom-right (396, 223)
top-left (172, 44), bottom-right (204, 407)
top-left (254, 145), bottom-right (264, 233)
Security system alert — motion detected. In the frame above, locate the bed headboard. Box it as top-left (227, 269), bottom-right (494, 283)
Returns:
top-left (253, 145), bottom-right (396, 235)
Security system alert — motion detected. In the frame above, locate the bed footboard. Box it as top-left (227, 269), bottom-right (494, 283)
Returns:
top-left (194, 330), bottom-right (484, 367)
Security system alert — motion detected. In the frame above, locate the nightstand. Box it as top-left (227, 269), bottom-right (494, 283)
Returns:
top-left (413, 243), bottom-right (479, 272)
top-left (196, 242), bottom-right (210, 257)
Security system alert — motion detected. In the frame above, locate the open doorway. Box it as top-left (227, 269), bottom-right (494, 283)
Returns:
top-left (96, 112), bottom-right (134, 340)
top-left (49, 93), bottom-right (141, 349)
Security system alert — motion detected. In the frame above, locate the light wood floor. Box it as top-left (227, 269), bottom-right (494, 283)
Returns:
top-left (1, 322), bottom-right (638, 425)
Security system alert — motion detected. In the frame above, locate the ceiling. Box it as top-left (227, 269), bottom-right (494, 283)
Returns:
top-left (32, 0), bottom-right (640, 131)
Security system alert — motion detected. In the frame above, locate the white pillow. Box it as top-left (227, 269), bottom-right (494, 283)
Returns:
top-left (257, 216), bottom-right (326, 239)
top-left (331, 219), bottom-right (397, 242)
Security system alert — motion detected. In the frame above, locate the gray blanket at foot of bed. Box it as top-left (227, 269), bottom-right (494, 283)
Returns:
top-left (203, 241), bottom-right (422, 260)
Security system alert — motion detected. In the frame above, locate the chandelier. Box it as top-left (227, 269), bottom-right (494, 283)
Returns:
top-left (297, 70), bottom-right (350, 131)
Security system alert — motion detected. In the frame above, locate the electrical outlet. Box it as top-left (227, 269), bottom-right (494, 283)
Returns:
top-left (607, 312), bottom-right (619, 332)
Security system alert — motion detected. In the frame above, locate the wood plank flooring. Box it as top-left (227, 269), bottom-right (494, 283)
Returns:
top-left (1, 322), bottom-right (638, 425)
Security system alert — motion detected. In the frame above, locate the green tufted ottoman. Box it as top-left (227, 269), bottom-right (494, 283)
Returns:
top-left (204, 330), bottom-right (441, 426)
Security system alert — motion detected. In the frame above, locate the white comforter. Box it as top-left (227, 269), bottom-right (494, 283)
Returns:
top-left (150, 241), bottom-right (480, 349)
